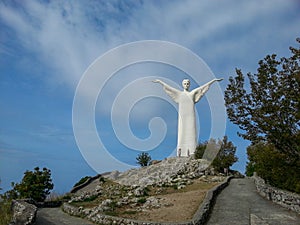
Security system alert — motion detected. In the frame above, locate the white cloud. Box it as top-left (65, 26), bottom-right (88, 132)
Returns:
top-left (1, 0), bottom-right (298, 128)
top-left (1, 0), bottom-right (299, 188)
top-left (1, 0), bottom-right (298, 141)
top-left (1, 0), bottom-right (298, 89)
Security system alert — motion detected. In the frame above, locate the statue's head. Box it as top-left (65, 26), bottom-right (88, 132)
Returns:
top-left (182, 79), bottom-right (190, 91)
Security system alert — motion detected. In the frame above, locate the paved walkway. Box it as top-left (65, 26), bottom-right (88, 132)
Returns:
top-left (35, 207), bottom-right (94, 225)
top-left (207, 178), bottom-right (300, 225)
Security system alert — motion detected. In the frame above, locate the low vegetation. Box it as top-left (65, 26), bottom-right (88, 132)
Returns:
top-left (3, 167), bottom-right (54, 202)
top-left (0, 199), bottom-right (12, 225)
top-left (0, 167), bottom-right (54, 224)
top-left (195, 136), bottom-right (238, 173)
top-left (0, 179), bottom-right (12, 225)
top-left (136, 152), bottom-right (152, 167)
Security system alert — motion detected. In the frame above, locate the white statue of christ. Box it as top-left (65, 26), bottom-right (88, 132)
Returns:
top-left (153, 78), bottom-right (223, 157)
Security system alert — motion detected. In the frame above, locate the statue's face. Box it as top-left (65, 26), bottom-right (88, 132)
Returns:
top-left (182, 79), bottom-right (190, 91)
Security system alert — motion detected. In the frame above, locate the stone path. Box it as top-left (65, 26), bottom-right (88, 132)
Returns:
top-left (207, 178), bottom-right (300, 225)
top-left (35, 207), bottom-right (94, 225)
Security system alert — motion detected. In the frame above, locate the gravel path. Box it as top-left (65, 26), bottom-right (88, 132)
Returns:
top-left (207, 178), bottom-right (300, 225)
top-left (35, 207), bottom-right (94, 225)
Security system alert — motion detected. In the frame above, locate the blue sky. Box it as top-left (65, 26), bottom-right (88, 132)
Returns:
top-left (0, 0), bottom-right (299, 193)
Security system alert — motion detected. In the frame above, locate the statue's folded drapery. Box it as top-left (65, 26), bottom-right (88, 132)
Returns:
top-left (153, 78), bottom-right (222, 157)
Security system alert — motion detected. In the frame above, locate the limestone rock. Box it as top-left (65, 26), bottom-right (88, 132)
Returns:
top-left (10, 200), bottom-right (37, 225)
top-left (112, 157), bottom-right (210, 187)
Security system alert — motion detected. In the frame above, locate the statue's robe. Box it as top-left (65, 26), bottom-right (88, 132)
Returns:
top-left (161, 83), bottom-right (210, 157)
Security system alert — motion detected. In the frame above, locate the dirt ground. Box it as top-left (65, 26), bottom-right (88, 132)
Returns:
top-left (121, 180), bottom-right (219, 222)
top-left (124, 190), bottom-right (206, 222)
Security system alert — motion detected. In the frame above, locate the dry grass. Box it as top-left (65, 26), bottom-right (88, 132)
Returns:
top-left (0, 200), bottom-right (12, 225)
top-left (70, 176), bottom-right (224, 223)
top-left (119, 179), bottom-right (219, 222)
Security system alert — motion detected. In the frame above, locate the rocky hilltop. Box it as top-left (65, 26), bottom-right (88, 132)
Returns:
top-left (62, 157), bottom-right (227, 224)
top-left (105, 157), bottom-right (211, 186)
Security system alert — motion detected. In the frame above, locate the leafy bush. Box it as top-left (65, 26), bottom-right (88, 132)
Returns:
top-left (5, 167), bottom-right (54, 202)
top-left (83, 195), bottom-right (98, 202)
top-left (136, 152), bottom-right (152, 167)
top-left (246, 142), bottom-right (300, 193)
top-left (211, 136), bottom-right (238, 173)
top-left (194, 141), bottom-right (207, 159)
top-left (137, 197), bottom-right (147, 204)
top-left (99, 176), bottom-right (105, 183)
top-left (195, 137), bottom-right (238, 173)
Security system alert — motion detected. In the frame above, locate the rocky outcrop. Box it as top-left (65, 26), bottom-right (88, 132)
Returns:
top-left (63, 157), bottom-right (232, 225)
top-left (10, 200), bottom-right (37, 225)
top-left (69, 157), bottom-right (213, 206)
top-left (107, 157), bottom-right (211, 186)
top-left (62, 176), bottom-right (232, 225)
top-left (252, 174), bottom-right (300, 214)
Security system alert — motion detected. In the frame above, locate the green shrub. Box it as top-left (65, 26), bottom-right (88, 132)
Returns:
top-left (6, 167), bottom-right (54, 202)
top-left (246, 142), bottom-right (300, 193)
top-left (195, 137), bottom-right (238, 173)
top-left (136, 153), bottom-right (151, 167)
top-left (194, 142), bottom-right (207, 159)
top-left (99, 176), bottom-right (105, 183)
top-left (137, 197), bottom-right (147, 204)
top-left (83, 195), bottom-right (98, 202)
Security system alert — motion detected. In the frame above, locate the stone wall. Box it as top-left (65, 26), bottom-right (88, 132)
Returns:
top-left (192, 176), bottom-right (233, 224)
top-left (252, 174), bottom-right (300, 214)
top-left (62, 176), bottom-right (233, 225)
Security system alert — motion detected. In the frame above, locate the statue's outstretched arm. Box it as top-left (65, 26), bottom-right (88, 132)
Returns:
top-left (152, 79), bottom-right (180, 103)
top-left (191, 78), bottom-right (223, 103)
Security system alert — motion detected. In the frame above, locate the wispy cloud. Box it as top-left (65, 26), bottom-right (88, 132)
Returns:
top-left (1, 0), bottom-right (298, 90)
top-left (1, 0), bottom-right (299, 189)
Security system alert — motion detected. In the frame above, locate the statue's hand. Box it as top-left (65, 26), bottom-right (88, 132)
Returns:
top-left (152, 79), bottom-right (161, 83)
top-left (215, 78), bottom-right (224, 82)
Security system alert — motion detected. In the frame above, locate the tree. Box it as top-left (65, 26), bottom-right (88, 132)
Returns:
top-left (9, 167), bottom-right (54, 202)
top-left (195, 137), bottom-right (238, 172)
top-left (212, 136), bottom-right (238, 173)
top-left (136, 152), bottom-right (151, 167)
top-left (225, 38), bottom-right (300, 192)
top-left (194, 141), bottom-right (207, 159)
top-left (246, 142), bottom-right (300, 193)
top-left (224, 38), bottom-right (300, 159)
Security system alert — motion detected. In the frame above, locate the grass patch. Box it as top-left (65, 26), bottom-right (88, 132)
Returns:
top-left (104, 211), bottom-right (118, 216)
top-left (122, 210), bottom-right (138, 215)
top-left (137, 197), bottom-right (147, 204)
top-left (0, 200), bottom-right (12, 225)
top-left (84, 195), bottom-right (98, 202)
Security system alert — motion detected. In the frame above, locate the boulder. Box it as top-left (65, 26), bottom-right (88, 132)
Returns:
top-left (10, 200), bottom-right (37, 225)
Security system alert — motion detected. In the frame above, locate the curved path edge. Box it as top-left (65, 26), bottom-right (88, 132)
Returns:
top-left (206, 177), bottom-right (300, 225)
